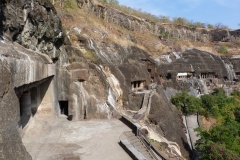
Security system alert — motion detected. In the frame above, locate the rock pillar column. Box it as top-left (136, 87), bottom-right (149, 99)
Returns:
top-left (20, 91), bottom-right (32, 129)
top-left (131, 83), bottom-right (134, 89)
top-left (21, 92), bottom-right (32, 115)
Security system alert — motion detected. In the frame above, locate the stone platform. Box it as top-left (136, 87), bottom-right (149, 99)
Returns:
top-left (22, 117), bottom-right (132, 160)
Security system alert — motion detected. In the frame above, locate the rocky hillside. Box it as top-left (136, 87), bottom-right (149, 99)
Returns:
top-left (0, 0), bottom-right (240, 159)
top-left (71, 0), bottom-right (240, 56)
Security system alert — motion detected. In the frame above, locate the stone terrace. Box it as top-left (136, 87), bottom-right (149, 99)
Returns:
top-left (22, 117), bottom-right (132, 160)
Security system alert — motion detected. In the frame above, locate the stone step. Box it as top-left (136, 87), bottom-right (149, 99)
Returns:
top-left (120, 140), bottom-right (147, 160)
top-left (124, 132), bottom-right (135, 137)
top-left (121, 132), bottom-right (156, 160)
top-left (140, 151), bottom-right (154, 160)
top-left (129, 138), bottom-right (141, 143)
top-left (133, 142), bottom-right (144, 148)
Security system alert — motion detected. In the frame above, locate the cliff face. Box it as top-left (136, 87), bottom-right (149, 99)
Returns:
top-left (156, 49), bottom-right (240, 95)
top-left (0, 0), bottom-right (63, 159)
top-left (1, 0), bottom-right (240, 159)
top-left (1, 0), bottom-right (64, 58)
top-left (77, 0), bottom-right (240, 43)
top-left (0, 58), bottom-right (32, 160)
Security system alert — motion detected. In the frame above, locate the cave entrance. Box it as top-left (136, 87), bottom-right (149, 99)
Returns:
top-left (166, 73), bottom-right (171, 80)
top-left (131, 80), bottom-right (146, 90)
top-left (224, 76), bottom-right (228, 81)
top-left (19, 91), bottom-right (32, 129)
top-left (200, 72), bottom-right (216, 79)
top-left (15, 77), bottom-right (54, 134)
top-left (59, 101), bottom-right (69, 116)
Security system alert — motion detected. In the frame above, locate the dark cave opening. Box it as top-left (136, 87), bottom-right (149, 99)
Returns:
top-left (59, 101), bottom-right (69, 116)
top-left (19, 91), bottom-right (32, 129)
top-left (224, 76), bottom-right (228, 81)
top-left (166, 73), bottom-right (171, 80)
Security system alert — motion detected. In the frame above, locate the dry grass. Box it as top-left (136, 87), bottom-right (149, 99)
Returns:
top-left (200, 116), bottom-right (217, 131)
top-left (54, 1), bottom-right (240, 58)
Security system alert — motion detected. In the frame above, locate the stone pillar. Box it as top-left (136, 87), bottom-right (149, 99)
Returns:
top-left (20, 92), bottom-right (32, 116)
top-left (20, 91), bottom-right (32, 129)
top-left (140, 81), bottom-right (144, 88)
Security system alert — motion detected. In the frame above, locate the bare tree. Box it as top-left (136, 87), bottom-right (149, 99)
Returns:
top-left (158, 15), bottom-right (170, 23)
top-left (214, 23), bottom-right (228, 30)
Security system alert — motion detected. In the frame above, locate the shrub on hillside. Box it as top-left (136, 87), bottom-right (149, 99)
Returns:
top-left (219, 45), bottom-right (227, 54)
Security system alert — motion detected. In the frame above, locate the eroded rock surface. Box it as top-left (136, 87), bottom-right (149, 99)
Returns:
top-left (0, 61), bottom-right (32, 160)
top-left (157, 49), bottom-right (240, 94)
top-left (148, 86), bottom-right (191, 158)
top-left (1, 0), bottom-right (240, 159)
top-left (77, 0), bottom-right (240, 43)
top-left (1, 0), bottom-right (64, 58)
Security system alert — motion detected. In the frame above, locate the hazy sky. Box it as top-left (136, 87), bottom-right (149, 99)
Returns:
top-left (117, 0), bottom-right (240, 29)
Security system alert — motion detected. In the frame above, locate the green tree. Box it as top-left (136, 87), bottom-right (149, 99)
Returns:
top-left (201, 94), bottom-right (215, 112)
top-left (172, 17), bottom-right (188, 26)
top-left (171, 92), bottom-right (202, 114)
top-left (212, 88), bottom-right (226, 96)
top-left (207, 23), bottom-right (214, 29)
top-left (103, 0), bottom-right (119, 5)
top-left (195, 116), bottom-right (240, 159)
top-left (194, 22), bottom-right (206, 28)
top-left (158, 15), bottom-right (170, 23)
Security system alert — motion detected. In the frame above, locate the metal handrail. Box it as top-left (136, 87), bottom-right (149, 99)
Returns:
top-left (138, 134), bottom-right (159, 160)
top-left (138, 130), bottom-right (167, 160)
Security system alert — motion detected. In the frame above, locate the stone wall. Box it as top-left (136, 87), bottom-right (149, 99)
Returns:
top-left (0, 40), bottom-right (55, 88)
top-left (0, 60), bottom-right (32, 160)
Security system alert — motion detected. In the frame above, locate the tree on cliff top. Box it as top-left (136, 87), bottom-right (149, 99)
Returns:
top-left (215, 23), bottom-right (229, 30)
top-left (102, 0), bottom-right (119, 5)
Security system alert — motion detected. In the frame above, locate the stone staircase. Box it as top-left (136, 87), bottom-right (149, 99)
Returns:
top-left (121, 132), bottom-right (156, 160)
top-left (133, 89), bottom-right (156, 122)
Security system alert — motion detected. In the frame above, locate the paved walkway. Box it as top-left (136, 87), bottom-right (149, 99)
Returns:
top-left (22, 117), bottom-right (132, 160)
top-left (185, 115), bottom-right (200, 149)
top-left (133, 89), bottom-right (156, 122)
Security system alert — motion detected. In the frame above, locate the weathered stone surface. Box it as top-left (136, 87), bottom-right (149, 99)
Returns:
top-left (55, 45), bottom-right (112, 120)
top-left (1, 0), bottom-right (64, 58)
top-left (128, 93), bottom-right (144, 111)
top-left (148, 86), bottom-right (191, 159)
top-left (0, 60), bottom-right (32, 160)
top-left (0, 40), bottom-right (54, 88)
top-left (156, 49), bottom-right (240, 94)
top-left (76, 0), bottom-right (240, 43)
top-left (157, 49), bottom-right (228, 80)
top-left (1, 0), bottom-right (239, 159)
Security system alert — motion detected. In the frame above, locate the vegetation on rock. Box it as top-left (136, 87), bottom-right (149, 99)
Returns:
top-left (171, 89), bottom-right (240, 159)
top-left (171, 91), bottom-right (202, 114)
top-left (219, 45), bottom-right (228, 54)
